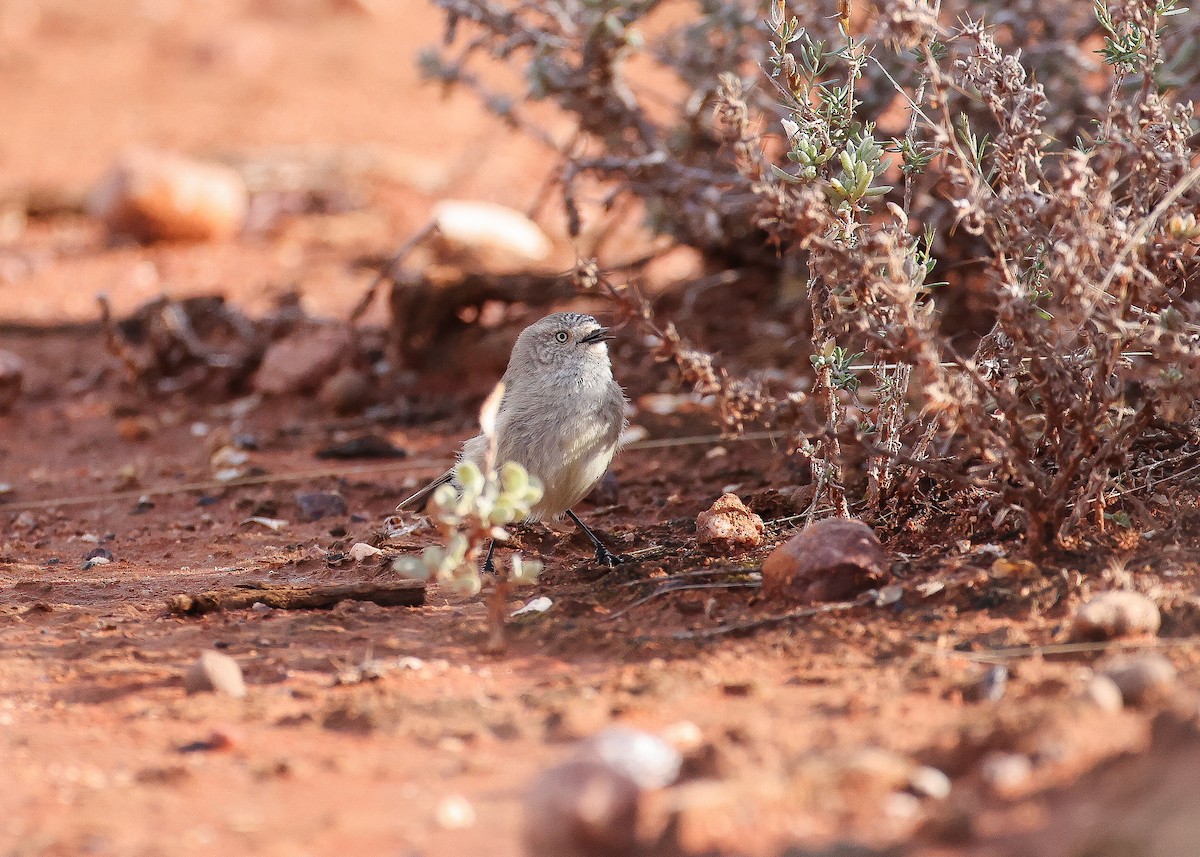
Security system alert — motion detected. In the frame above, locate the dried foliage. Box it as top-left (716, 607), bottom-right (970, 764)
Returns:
top-left (424, 0), bottom-right (1200, 554)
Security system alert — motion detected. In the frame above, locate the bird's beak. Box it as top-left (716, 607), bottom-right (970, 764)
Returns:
top-left (581, 327), bottom-right (613, 344)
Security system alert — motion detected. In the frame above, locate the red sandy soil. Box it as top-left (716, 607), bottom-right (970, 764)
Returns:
top-left (2, 3), bottom-right (1200, 857)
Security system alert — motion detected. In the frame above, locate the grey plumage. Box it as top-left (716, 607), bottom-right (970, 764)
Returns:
top-left (398, 313), bottom-right (627, 548)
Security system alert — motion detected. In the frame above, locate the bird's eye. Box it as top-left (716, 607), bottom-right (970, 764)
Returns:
top-left (555, 330), bottom-right (569, 343)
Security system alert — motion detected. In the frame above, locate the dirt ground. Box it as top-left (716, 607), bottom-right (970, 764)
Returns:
top-left (3, 3), bottom-right (1200, 856)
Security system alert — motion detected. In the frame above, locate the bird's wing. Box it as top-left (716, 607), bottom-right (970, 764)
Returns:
top-left (395, 470), bottom-right (454, 512)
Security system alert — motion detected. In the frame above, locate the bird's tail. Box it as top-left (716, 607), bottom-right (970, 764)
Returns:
top-left (395, 470), bottom-right (454, 513)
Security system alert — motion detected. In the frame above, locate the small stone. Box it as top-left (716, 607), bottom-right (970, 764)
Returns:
top-left (318, 367), bottom-right (374, 415)
top-left (1085, 673), bottom-right (1124, 713)
top-left (435, 794), bottom-right (476, 830)
top-left (659, 721), bottom-right (704, 754)
top-left (252, 328), bottom-right (349, 396)
top-left (761, 517), bottom-right (887, 603)
top-left (523, 759), bottom-right (640, 857)
top-left (348, 542), bottom-right (383, 562)
top-left (295, 491), bottom-right (348, 521)
top-left (576, 726), bottom-right (683, 790)
top-left (433, 199), bottom-right (553, 268)
top-left (1071, 591), bottom-right (1161, 642)
top-left (979, 752), bottom-right (1032, 796)
top-left (695, 493), bottom-right (765, 552)
top-left (908, 765), bottom-right (952, 801)
top-left (90, 146), bottom-right (248, 242)
top-left (0, 349), bottom-right (23, 414)
top-left (965, 665), bottom-right (1008, 703)
top-left (1101, 653), bottom-right (1177, 707)
top-left (184, 651), bottom-right (247, 698)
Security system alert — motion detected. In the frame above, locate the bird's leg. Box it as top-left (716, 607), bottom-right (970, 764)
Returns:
top-left (481, 539), bottom-right (497, 575)
top-left (565, 509), bottom-right (624, 568)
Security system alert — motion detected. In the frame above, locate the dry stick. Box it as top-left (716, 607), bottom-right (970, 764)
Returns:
top-left (671, 597), bottom-right (867, 641)
top-left (348, 220), bottom-right (438, 327)
top-left (1093, 159), bottom-right (1200, 300)
top-left (97, 294), bottom-right (144, 380)
top-left (165, 580), bottom-right (426, 616)
top-left (605, 581), bottom-right (760, 621)
top-left (933, 635), bottom-right (1200, 666)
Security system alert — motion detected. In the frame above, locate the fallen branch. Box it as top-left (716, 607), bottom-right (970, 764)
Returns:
top-left (166, 581), bottom-right (426, 616)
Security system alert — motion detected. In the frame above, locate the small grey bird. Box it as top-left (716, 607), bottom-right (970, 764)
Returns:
top-left (398, 311), bottom-right (627, 569)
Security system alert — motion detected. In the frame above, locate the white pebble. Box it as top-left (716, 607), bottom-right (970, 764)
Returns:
top-left (435, 794), bottom-right (476, 830)
top-left (577, 726), bottom-right (682, 790)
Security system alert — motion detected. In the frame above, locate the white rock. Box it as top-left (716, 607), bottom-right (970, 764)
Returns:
top-left (1084, 673), bottom-right (1124, 713)
top-left (1101, 653), bottom-right (1177, 706)
top-left (434, 794), bottom-right (476, 830)
top-left (433, 199), bottom-right (552, 263)
top-left (576, 726), bottom-right (682, 790)
top-left (980, 752), bottom-right (1031, 796)
top-left (908, 765), bottom-right (952, 800)
top-left (184, 651), bottom-right (246, 698)
top-left (1072, 591), bottom-right (1160, 641)
top-left (349, 542), bottom-right (383, 562)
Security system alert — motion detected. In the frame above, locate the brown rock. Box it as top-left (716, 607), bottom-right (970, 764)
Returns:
top-left (1071, 590), bottom-right (1161, 642)
top-left (695, 493), bottom-right (764, 552)
top-left (252, 328), bottom-right (349, 395)
top-left (761, 517), bottom-right (887, 603)
top-left (0, 349), bottom-right (24, 414)
top-left (523, 759), bottom-right (640, 857)
top-left (90, 147), bottom-right (248, 242)
top-left (319, 367), bottom-right (374, 415)
top-left (1101, 653), bottom-right (1177, 707)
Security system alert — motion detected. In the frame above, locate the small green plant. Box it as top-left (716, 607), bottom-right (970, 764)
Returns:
top-left (394, 383), bottom-right (545, 650)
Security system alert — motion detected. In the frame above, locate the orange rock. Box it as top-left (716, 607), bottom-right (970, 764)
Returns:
top-left (695, 493), bottom-right (764, 552)
top-left (90, 147), bottom-right (248, 242)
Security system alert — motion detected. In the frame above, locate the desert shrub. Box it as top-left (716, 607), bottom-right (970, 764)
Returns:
top-left (421, 0), bottom-right (1200, 554)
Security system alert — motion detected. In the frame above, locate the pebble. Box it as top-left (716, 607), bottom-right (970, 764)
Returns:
top-left (435, 794), bottom-right (477, 830)
top-left (979, 752), bottom-right (1032, 796)
top-left (761, 517), bottom-right (887, 603)
top-left (295, 491), bottom-right (348, 521)
top-left (90, 146), bottom-right (248, 242)
top-left (523, 759), bottom-right (640, 857)
top-left (1084, 673), bottom-right (1124, 713)
top-left (0, 349), bottom-right (24, 414)
top-left (695, 493), bottom-right (765, 552)
top-left (318, 367), bottom-right (374, 415)
top-left (659, 720), bottom-right (704, 754)
top-left (1101, 653), bottom-right (1177, 707)
top-left (252, 328), bottom-right (350, 396)
top-left (184, 651), bottom-right (247, 698)
top-left (1071, 591), bottom-right (1161, 641)
top-left (576, 726), bottom-right (683, 790)
top-left (348, 542), bottom-right (383, 562)
top-left (908, 765), bottom-right (952, 800)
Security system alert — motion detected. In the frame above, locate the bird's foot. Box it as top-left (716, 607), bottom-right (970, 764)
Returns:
top-left (594, 545), bottom-right (626, 568)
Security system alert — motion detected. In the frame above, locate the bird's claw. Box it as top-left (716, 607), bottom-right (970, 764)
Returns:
top-left (594, 546), bottom-right (625, 568)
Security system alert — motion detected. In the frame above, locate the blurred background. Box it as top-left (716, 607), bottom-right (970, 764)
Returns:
top-left (0, 0), bottom-right (567, 324)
